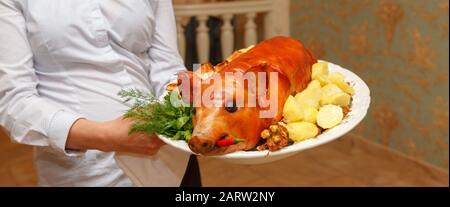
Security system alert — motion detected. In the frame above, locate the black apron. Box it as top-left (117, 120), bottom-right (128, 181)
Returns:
top-left (180, 155), bottom-right (202, 187)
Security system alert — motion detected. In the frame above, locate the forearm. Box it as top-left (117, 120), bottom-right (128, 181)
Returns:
top-left (66, 119), bottom-right (110, 151)
top-left (66, 117), bottom-right (164, 155)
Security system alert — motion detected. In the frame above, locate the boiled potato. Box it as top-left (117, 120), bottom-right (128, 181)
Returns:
top-left (321, 83), bottom-right (343, 96)
top-left (283, 95), bottom-right (304, 123)
top-left (330, 93), bottom-right (351, 107)
top-left (320, 83), bottom-right (343, 106)
top-left (303, 106), bottom-right (318, 123)
top-left (307, 80), bottom-right (322, 91)
top-left (294, 88), bottom-right (321, 109)
top-left (312, 62), bottom-right (329, 78)
top-left (317, 105), bottom-right (344, 129)
top-left (328, 72), bottom-right (355, 95)
top-left (312, 62), bottom-right (329, 86)
top-left (315, 76), bottom-right (329, 86)
top-left (335, 80), bottom-right (355, 96)
top-left (287, 122), bottom-right (319, 142)
top-left (328, 72), bottom-right (345, 82)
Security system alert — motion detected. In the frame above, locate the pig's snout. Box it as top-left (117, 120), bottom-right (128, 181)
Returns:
top-left (188, 136), bottom-right (215, 154)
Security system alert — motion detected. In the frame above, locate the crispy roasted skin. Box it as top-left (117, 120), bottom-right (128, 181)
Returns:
top-left (183, 36), bottom-right (317, 155)
top-left (222, 36), bottom-right (317, 94)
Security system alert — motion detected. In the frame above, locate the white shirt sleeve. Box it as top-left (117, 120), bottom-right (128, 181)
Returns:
top-left (147, 0), bottom-right (186, 97)
top-left (0, 0), bottom-right (85, 156)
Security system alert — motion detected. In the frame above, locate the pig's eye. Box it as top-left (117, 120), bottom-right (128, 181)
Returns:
top-left (225, 102), bottom-right (238, 113)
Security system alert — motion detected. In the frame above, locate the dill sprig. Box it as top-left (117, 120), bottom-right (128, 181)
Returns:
top-left (118, 89), bottom-right (194, 141)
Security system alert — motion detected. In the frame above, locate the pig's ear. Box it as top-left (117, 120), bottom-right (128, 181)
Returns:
top-left (177, 70), bottom-right (194, 104)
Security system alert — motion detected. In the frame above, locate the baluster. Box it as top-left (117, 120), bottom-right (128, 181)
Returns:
top-left (176, 17), bottom-right (186, 61)
top-left (221, 14), bottom-right (234, 59)
top-left (196, 15), bottom-right (210, 63)
top-left (264, 11), bottom-right (275, 39)
top-left (244, 12), bottom-right (257, 47)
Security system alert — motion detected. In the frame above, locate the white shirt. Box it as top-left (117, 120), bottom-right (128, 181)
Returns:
top-left (0, 0), bottom-right (190, 186)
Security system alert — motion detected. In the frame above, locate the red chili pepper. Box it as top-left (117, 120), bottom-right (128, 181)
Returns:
top-left (216, 137), bottom-right (244, 147)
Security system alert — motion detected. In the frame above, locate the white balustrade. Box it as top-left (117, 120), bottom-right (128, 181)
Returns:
top-left (174, 0), bottom-right (290, 63)
top-left (263, 10), bottom-right (274, 39)
top-left (196, 15), bottom-right (210, 63)
top-left (221, 14), bottom-right (234, 58)
top-left (244, 12), bottom-right (257, 47)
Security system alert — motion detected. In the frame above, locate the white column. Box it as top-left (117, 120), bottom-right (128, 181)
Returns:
top-left (176, 16), bottom-right (186, 61)
top-left (196, 15), bottom-right (210, 63)
top-left (264, 11), bottom-right (275, 39)
top-left (244, 12), bottom-right (257, 47)
top-left (263, 0), bottom-right (290, 39)
top-left (221, 14), bottom-right (234, 59)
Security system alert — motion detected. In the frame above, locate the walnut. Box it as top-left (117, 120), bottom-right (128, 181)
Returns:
top-left (261, 129), bottom-right (271, 139)
top-left (257, 123), bottom-right (291, 152)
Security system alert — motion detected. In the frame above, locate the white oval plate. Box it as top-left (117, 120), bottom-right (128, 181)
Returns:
top-left (158, 61), bottom-right (371, 165)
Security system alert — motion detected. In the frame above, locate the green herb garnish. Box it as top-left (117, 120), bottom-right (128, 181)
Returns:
top-left (118, 89), bottom-right (194, 141)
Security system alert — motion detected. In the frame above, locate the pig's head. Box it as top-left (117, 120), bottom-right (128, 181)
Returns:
top-left (177, 63), bottom-right (290, 155)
